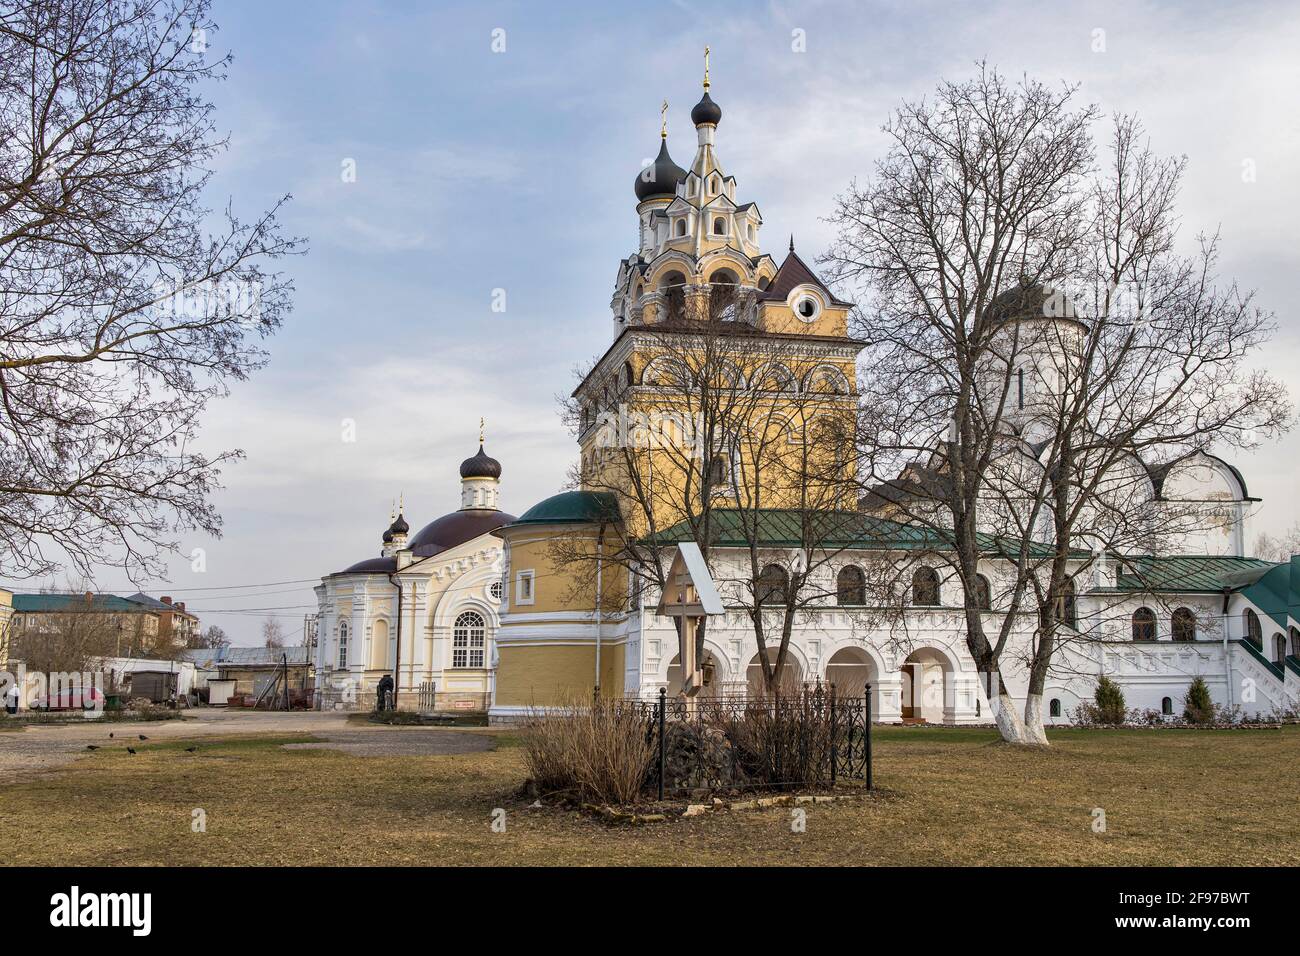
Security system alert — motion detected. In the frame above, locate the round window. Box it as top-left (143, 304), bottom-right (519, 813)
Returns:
top-left (489, 581), bottom-right (503, 601)
top-left (794, 295), bottom-right (820, 321)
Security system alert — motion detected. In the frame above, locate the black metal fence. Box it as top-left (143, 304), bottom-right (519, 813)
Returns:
top-left (615, 683), bottom-right (873, 798)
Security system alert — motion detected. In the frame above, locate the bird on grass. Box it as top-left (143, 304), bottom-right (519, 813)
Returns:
top-left (85, 745), bottom-right (99, 751)
top-left (184, 746), bottom-right (197, 753)
top-left (108, 733), bottom-right (114, 738)
top-left (126, 747), bottom-right (136, 754)
top-left (137, 734), bottom-right (148, 741)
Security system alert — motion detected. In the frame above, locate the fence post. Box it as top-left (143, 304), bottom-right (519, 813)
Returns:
top-left (829, 682), bottom-right (837, 787)
top-left (657, 686), bottom-right (666, 801)
top-left (864, 683), bottom-right (873, 791)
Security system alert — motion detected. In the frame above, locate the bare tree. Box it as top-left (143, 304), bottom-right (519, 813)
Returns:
top-left (1008, 117), bottom-right (1290, 742)
top-left (189, 622), bottom-right (229, 649)
top-left (827, 67), bottom-right (1291, 745)
top-left (9, 600), bottom-right (129, 674)
top-left (825, 65), bottom-right (1097, 744)
top-left (1254, 523), bottom-right (1300, 563)
top-left (0, 0), bottom-right (302, 582)
top-left (554, 280), bottom-right (875, 694)
top-left (261, 617), bottom-right (284, 648)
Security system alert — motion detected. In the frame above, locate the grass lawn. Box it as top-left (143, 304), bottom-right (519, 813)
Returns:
top-left (1, 725), bottom-right (1296, 866)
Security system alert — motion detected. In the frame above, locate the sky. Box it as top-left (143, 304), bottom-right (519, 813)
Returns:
top-left (11, 0), bottom-right (1298, 644)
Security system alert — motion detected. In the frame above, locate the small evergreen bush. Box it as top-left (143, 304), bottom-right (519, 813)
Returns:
top-left (1094, 676), bottom-right (1126, 724)
top-left (1183, 676), bottom-right (1215, 724)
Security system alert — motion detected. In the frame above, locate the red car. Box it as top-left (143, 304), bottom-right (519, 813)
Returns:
top-left (32, 686), bottom-right (105, 711)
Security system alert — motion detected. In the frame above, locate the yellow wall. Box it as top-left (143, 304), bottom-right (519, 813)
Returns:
top-left (495, 641), bottom-right (626, 706)
top-left (505, 527), bottom-right (628, 615)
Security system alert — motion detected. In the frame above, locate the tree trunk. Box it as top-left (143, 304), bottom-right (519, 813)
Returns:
top-left (1022, 623), bottom-right (1056, 746)
top-left (1022, 693), bottom-right (1049, 746)
top-left (987, 669), bottom-right (1030, 744)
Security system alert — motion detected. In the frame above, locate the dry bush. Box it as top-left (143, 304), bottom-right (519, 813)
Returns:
top-left (703, 689), bottom-right (837, 789)
top-left (521, 697), bottom-right (655, 804)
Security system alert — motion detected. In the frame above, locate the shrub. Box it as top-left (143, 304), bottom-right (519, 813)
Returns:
top-left (1093, 676), bottom-right (1126, 724)
top-left (1183, 676), bottom-right (1215, 724)
top-left (521, 698), bottom-right (655, 805)
top-left (705, 692), bottom-right (837, 789)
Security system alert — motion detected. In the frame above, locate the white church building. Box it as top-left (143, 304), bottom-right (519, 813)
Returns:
top-left (313, 75), bottom-right (1300, 726)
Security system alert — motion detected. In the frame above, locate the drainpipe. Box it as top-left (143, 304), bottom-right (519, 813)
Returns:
top-left (594, 523), bottom-right (606, 696)
top-left (1221, 587), bottom-right (1233, 707)
top-left (389, 573), bottom-right (404, 710)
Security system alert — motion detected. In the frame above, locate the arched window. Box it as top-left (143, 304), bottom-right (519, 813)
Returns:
top-left (1049, 698), bottom-right (1061, 718)
top-left (1291, 627), bottom-right (1300, 658)
top-left (452, 611), bottom-right (486, 668)
top-left (757, 564), bottom-right (789, 606)
top-left (971, 574), bottom-right (991, 610)
top-left (1273, 633), bottom-right (1287, 666)
top-left (489, 581), bottom-right (503, 602)
top-left (659, 270), bottom-right (687, 319)
top-left (705, 453), bottom-right (729, 490)
top-left (1161, 697), bottom-right (1173, 715)
top-left (337, 621), bottom-right (349, 669)
top-left (713, 216), bottom-right (726, 235)
top-left (675, 219), bottom-right (687, 237)
top-left (912, 566), bottom-right (940, 607)
top-left (837, 566), bottom-right (866, 606)
top-left (1171, 607), bottom-right (1196, 642)
top-left (757, 276), bottom-right (771, 290)
top-left (1131, 607), bottom-right (1156, 641)
top-left (1242, 608), bottom-right (1262, 649)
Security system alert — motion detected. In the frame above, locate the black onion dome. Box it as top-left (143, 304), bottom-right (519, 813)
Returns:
top-left (390, 513), bottom-right (409, 534)
top-left (691, 91), bottom-right (722, 127)
top-left (634, 139), bottom-right (687, 201)
top-left (459, 444), bottom-right (502, 480)
top-left (382, 528), bottom-right (394, 543)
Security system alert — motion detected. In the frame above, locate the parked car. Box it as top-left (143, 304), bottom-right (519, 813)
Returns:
top-left (33, 686), bottom-right (105, 711)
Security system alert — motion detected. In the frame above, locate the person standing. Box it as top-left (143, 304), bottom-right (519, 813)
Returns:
top-left (5, 678), bottom-right (20, 715)
top-left (376, 673), bottom-right (394, 712)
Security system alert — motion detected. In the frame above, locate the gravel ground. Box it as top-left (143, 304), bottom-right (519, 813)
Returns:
top-left (0, 709), bottom-right (493, 781)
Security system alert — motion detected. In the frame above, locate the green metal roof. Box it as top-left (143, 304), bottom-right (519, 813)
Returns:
top-left (1103, 555), bottom-right (1277, 594)
top-left (1237, 556), bottom-right (1300, 630)
top-left (643, 508), bottom-right (1064, 556)
top-left (12, 593), bottom-right (147, 613)
top-left (508, 490), bottom-right (621, 527)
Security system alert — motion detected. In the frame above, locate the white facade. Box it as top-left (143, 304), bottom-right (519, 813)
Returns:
top-left (313, 445), bottom-right (510, 712)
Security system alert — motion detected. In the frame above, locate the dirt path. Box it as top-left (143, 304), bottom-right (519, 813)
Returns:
top-left (0, 709), bottom-right (494, 781)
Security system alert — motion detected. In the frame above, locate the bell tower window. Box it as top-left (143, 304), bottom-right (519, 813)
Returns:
top-left (713, 217), bottom-right (726, 236)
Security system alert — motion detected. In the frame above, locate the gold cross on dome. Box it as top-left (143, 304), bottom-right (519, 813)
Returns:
top-left (660, 99), bottom-right (668, 138)
top-left (479, 417), bottom-right (485, 444)
top-left (703, 45), bottom-right (710, 90)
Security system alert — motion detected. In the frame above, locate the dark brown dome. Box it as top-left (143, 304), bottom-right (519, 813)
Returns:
top-left (409, 509), bottom-right (516, 557)
top-left (338, 555), bottom-right (397, 575)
